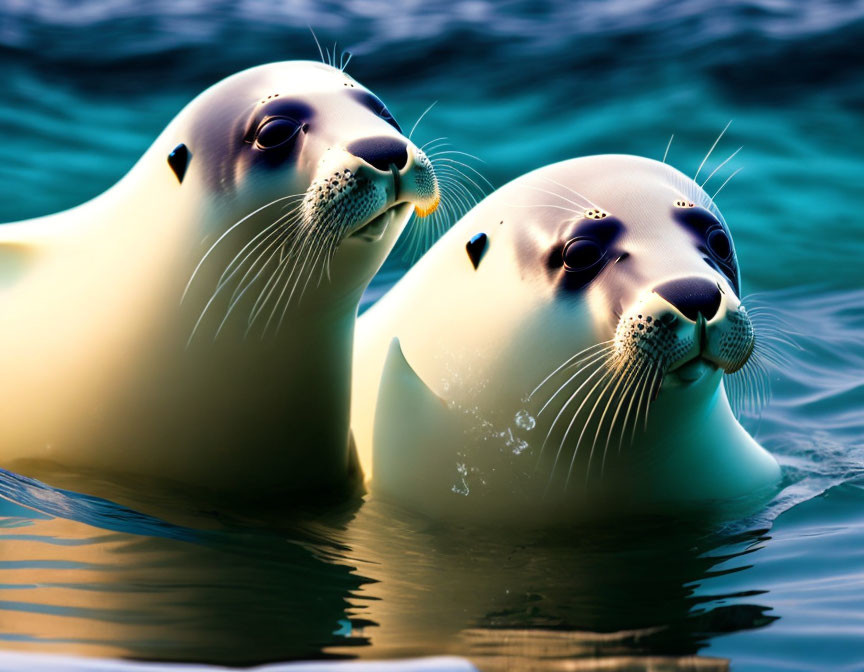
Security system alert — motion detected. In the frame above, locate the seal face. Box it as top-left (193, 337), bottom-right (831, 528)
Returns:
top-left (178, 61), bottom-right (440, 342)
top-left (352, 154), bottom-right (780, 522)
top-left (0, 61), bottom-right (441, 498)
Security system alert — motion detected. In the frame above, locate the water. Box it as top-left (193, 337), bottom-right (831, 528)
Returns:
top-left (1, 1), bottom-right (863, 669)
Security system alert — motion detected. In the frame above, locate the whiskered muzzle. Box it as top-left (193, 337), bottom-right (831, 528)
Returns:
top-left (301, 144), bottom-right (439, 243)
top-left (614, 279), bottom-right (755, 376)
top-left (523, 279), bottom-right (759, 490)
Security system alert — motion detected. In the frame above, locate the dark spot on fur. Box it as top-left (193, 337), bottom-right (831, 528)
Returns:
top-left (466, 232), bottom-right (487, 269)
top-left (167, 143), bottom-right (190, 183)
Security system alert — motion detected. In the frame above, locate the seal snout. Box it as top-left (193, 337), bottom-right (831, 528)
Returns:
top-left (653, 277), bottom-right (722, 322)
top-left (614, 274), bottom-right (755, 383)
top-left (346, 136), bottom-right (439, 218)
top-left (347, 136), bottom-right (409, 171)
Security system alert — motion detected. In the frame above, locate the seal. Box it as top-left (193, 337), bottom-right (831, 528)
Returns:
top-left (351, 154), bottom-right (781, 522)
top-left (0, 60), bottom-right (439, 498)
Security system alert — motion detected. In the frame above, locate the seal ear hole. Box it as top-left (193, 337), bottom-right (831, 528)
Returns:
top-left (584, 208), bottom-right (608, 220)
top-left (674, 199), bottom-right (695, 208)
top-left (466, 232), bottom-right (488, 269)
top-left (167, 143), bottom-right (191, 184)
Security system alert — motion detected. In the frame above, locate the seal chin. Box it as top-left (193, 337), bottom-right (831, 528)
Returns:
top-left (663, 356), bottom-right (720, 389)
top-left (347, 205), bottom-right (401, 243)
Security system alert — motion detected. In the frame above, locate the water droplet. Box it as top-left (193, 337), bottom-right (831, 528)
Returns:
top-left (515, 409), bottom-right (536, 431)
top-left (451, 462), bottom-right (470, 496)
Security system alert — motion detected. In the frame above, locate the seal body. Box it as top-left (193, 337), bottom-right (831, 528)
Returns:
top-left (352, 155), bottom-right (780, 522)
top-left (0, 61), bottom-right (439, 498)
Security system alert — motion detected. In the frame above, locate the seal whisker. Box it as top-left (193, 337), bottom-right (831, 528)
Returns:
top-left (434, 167), bottom-right (480, 210)
top-left (433, 169), bottom-right (486, 210)
top-left (214, 228), bottom-right (296, 338)
top-left (520, 183), bottom-right (591, 213)
top-left (246, 218), bottom-right (322, 337)
top-left (227, 214), bottom-right (303, 305)
top-left (538, 354), bottom-right (612, 468)
top-left (529, 340), bottom-right (614, 399)
top-left (425, 176), bottom-right (470, 234)
top-left (643, 366), bottom-right (663, 431)
top-left (630, 363), bottom-right (656, 445)
top-left (339, 50), bottom-right (352, 72)
top-left (307, 26), bottom-right (326, 64)
top-left (408, 101), bottom-right (438, 141)
top-left (700, 146), bottom-right (743, 189)
top-left (561, 365), bottom-right (618, 489)
top-left (215, 218), bottom-right (306, 339)
top-left (217, 200), bottom-right (304, 289)
top-left (545, 365), bottom-right (615, 488)
top-left (420, 136), bottom-right (449, 151)
top-left (711, 166), bottom-right (743, 201)
top-left (284, 228), bottom-right (341, 325)
top-left (275, 223), bottom-right (330, 312)
top-left (254, 229), bottom-right (319, 338)
top-left (397, 155), bottom-right (483, 261)
top-left (244, 234), bottom-right (302, 336)
top-left (602, 360), bottom-right (642, 474)
top-left (275, 234), bottom-right (326, 332)
top-left (277, 222), bottom-right (338, 324)
top-left (299, 226), bottom-right (338, 299)
top-left (584, 364), bottom-right (629, 483)
top-left (618, 363), bottom-right (649, 455)
top-left (535, 174), bottom-right (601, 211)
top-left (219, 218), bottom-right (291, 296)
top-left (694, 119), bottom-right (732, 182)
top-left (662, 134), bottom-right (674, 164)
top-left (187, 224), bottom-right (297, 346)
top-left (222, 208), bottom-right (305, 298)
top-left (425, 149), bottom-right (487, 164)
top-left (433, 157), bottom-right (495, 192)
top-left (183, 194), bottom-right (301, 304)
top-left (505, 202), bottom-right (584, 216)
top-left (536, 346), bottom-right (615, 416)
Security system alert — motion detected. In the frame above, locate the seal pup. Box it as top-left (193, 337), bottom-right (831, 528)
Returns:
top-left (352, 155), bottom-right (781, 522)
top-left (0, 61), bottom-right (439, 499)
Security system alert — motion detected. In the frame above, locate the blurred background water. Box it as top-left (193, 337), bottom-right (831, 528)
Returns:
top-left (0, 1), bottom-right (863, 670)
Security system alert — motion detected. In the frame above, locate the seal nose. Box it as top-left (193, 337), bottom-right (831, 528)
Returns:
top-left (653, 276), bottom-right (722, 321)
top-left (347, 136), bottom-right (409, 171)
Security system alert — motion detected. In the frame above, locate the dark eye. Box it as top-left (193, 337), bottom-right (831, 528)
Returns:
top-left (563, 238), bottom-right (605, 271)
top-left (255, 117), bottom-right (304, 150)
top-left (707, 229), bottom-right (732, 261)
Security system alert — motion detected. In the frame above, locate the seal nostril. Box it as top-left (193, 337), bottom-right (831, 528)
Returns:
top-left (654, 277), bottom-right (722, 322)
top-left (346, 136), bottom-right (409, 171)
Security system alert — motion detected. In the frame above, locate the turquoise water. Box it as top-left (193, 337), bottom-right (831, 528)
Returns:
top-left (1, 1), bottom-right (863, 670)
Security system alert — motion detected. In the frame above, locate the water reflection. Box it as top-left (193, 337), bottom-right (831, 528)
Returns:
top-left (332, 501), bottom-right (776, 668)
top-left (0, 467), bottom-right (778, 668)
top-left (0, 470), bottom-right (365, 665)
